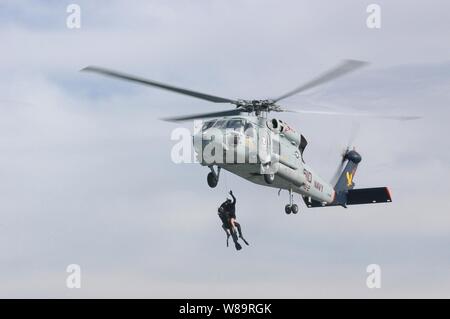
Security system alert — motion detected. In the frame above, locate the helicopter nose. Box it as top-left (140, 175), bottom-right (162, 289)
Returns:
top-left (193, 130), bottom-right (215, 153)
top-left (193, 129), bottom-right (225, 154)
top-left (193, 131), bottom-right (202, 141)
top-left (193, 131), bottom-right (203, 151)
top-left (193, 130), bottom-right (211, 143)
top-left (201, 129), bottom-right (220, 142)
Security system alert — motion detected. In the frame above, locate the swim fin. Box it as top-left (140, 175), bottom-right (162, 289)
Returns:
top-left (240, 237), bottom-right (249, 246)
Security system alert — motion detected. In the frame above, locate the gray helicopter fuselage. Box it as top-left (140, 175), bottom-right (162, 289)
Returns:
top-left (193, 115), bottom-right (335, 204)
top-left (83, 61), bottom-right (397, 211)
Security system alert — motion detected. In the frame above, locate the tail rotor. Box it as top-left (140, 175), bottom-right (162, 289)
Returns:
top-left (331, 122), bottom-right (360, 184)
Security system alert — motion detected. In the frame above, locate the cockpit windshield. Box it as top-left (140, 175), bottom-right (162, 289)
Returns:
top-left (213, 120), bottom-right (227, 128)
top-left (226, 119), bottom-right (245, 130)
top-left (208, 118), bottom-right (246, 131)
top-left (201, 120), bottom-right (215, 131)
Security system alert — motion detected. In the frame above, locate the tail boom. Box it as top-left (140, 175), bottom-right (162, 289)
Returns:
top-left (302, 150), bottom-right (392, 208)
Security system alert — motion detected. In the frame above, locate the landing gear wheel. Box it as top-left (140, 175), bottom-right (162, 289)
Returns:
top-left (207, 172), bottom-right (218, 188)
top-left (285, 204), bottom-right (292, 215)
top-left (291, 204), bottom-right (299, 214)
top-left (264, 173), bottom-right (275, 184)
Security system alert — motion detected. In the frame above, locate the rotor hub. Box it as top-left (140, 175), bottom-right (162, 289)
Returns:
top-left (235, 99), bottom-right (281, 114)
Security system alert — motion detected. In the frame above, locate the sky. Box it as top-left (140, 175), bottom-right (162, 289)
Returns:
top-left (0, 0), bottom-right (449, 298)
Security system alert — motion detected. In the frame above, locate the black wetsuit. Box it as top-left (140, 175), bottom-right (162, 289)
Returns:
top-left (218, 193), bottom-right (248, 248)
top-left (218, 207), bottom-right (231, 229)
top-left (219, 193), bottom-right (236, 220)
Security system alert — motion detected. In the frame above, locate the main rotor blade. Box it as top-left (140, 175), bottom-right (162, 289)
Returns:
top-left (161, 109), bottom-right (243, 122)
top-left (284, 109), bottom-right (421, 121)
top-left (273, 60), bottom-right (369, 103)
top-left (82, 66), bottom-right (238, 104)
top-left (347, 122), bottom-right (360, 147)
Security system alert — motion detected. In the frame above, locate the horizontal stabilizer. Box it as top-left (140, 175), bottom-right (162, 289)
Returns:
top-left (346, 187), bottom-right (391, 205)
top-left (303, 187), bottom-right (392, 208)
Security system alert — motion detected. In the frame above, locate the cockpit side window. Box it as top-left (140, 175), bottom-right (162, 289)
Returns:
top-left (244, 122), bottom-right (255, 137)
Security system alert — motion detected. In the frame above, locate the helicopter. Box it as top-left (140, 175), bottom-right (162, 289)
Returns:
top-left (82, 60), bottom-right (419, 214)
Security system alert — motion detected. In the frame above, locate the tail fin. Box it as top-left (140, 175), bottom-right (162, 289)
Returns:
top-left (334, 150), bottom-right (361, 192)
top-left (333, 150), bottom-right (361, 206)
